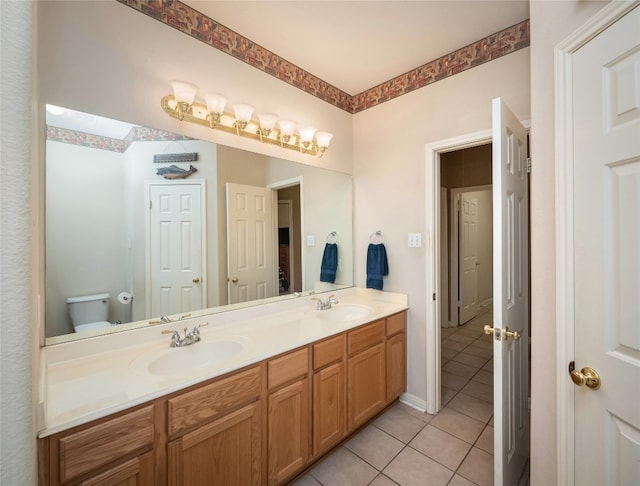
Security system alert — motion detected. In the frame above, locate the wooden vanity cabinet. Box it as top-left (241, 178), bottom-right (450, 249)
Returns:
top-left (311, 334), bottom-right (346, 457)
top-left (40, 309), bottom-right (408, 486)
top-left (166, 365), bottom-right (263, 486)
top-left (39, 404), bottom-right (157, 486)
top-left (346, 319), bottom-right (387, 430)
top-left (267, 347), bottom-right (310, 485)
top-left (386, 311), bottom-right (407, 401)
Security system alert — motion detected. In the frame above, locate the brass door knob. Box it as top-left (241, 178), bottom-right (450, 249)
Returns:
top-left (229, 276), bottom-right (238, 283)
top-left (570, 366), bottom-right (601, 390)
top-left (503, 326), bottom-right (521, 341)
top-left (484, 324), bottom-right (520, 341)
top-left (192, 276), bottom-right (201, 284)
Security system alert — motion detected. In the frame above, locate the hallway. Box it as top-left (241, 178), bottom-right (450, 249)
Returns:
top-left (292, 304), bottom-right (527, 486)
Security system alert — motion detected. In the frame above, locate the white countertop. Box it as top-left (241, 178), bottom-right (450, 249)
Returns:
top-left (39, 288), bottom-right (407, 438)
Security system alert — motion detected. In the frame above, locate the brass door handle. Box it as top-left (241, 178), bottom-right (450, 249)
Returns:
top-left (570, 366), bottom-right (601, 390)
top-left (192, 276), bottom-right (201, 284)
top-left (229, 276), bottom-right (238, 283)
top-left (484, 324), bottom-right (521, 341)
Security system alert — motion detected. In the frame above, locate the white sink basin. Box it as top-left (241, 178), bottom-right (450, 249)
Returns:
top-left (130, 339), bottom-right (245, 377)
top-left (315, 304), bottom-right (373, 322)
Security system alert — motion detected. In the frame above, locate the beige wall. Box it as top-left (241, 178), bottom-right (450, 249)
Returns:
top-left (529, 1), bottom-right (609, 484)
top-left (353, 48), bottom-right (530, 406)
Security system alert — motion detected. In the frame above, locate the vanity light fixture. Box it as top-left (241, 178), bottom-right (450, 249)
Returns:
top-left (258, 113), bottom-right (278, 140)
top-left (204, 93), bottom-right (227, 127)
top-left (161, 81), bottom-right (333, 157)
top-left (232, 103), bottom-right (254, 134)
top-left (170, 80), bottom-right (198, 120)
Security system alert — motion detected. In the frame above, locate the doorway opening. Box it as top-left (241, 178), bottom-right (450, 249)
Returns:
top-left (439, 144), bottom-right (495, 408)
top-left (276, 184), bottom-right (302, 295)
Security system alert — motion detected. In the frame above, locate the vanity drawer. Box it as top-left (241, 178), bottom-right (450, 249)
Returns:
top-left (168, 365), bottom-right (261, 437)
top-left (347, 320), bottom-right (385, 356)
top-left (268, 347), bottom-right (309, 390)
top-left (313, 334), bottom-right (345, 370)
top-left (57, 405), bottom-right (154, 483)
top-left (386, 311), bottom-right (406, 337)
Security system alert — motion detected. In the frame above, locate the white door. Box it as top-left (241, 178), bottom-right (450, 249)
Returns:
top-left (147, 182), bottom-right (206, 318)
top-left (571, 6), bottom-right (640, 484)
top-left (459, 193), bottom-right (479, 324)
top-left (226, 182), bottom-right (276, 304)
top-left (491, 97), bottom-right (529, 485)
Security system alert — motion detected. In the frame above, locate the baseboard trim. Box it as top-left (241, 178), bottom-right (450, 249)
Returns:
top-left (399, 393), bottom-right (427, 413)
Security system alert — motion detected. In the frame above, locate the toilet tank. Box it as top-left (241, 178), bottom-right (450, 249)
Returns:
top-left (66, 293), bottom-right (110, 326)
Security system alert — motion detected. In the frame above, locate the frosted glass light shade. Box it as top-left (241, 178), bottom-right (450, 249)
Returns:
top-left (205, 93), bottom-right (227, 114)
top-left (171, 80), bottom-right (198, 104)
top-left (298, 126), bottom-right (317, 143)
top-left (258, 113), bottom-right (278, 132)
top-left (315, 131), bottom-right (334, 148)
top-left (278, 119), bottom-right (297, 138)
top-left (233, 103), bottom-right (254, 123)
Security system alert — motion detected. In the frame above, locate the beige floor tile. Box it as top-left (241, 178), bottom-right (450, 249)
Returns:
top-left (452, 352), bottom-right (489, 368)
top-left (464, 345), bottom-right (493, 359)
top-left (461, 380), bottom-right (493, 404)
top-left (443, 360), bottom-right (480, 379)
top-left (441, 327), bottom-right (458, 338)
top-left (475, 425), bottom-right (494, 454)
top-left (472, 369), bottom-right (493, 385)
top-left (441, 386), bottom-right (458, 406)
top-left (446, 333), bottom-right (476, 345)
top-left (442, 340), bottom-right (468, 352)
top-left (441, 371), bottom-right (470, 391)
top-left (370, 474), bottom-right (401, 486)
top-left (290, 473), bottom-right (322, 486)
top-left (441, 347), bottom-right (458, 361)
top-left (409, 425), bottom-right (472, 471)
top-left (373, 405), bottom-right (427, 443)
top-left (383, 447), bottom-right (454, 486)
top-left (344, 424), bottom-right (404, 470)
top-left (447, 474), bottom-right (477, 486)
top-left (456, 326), bottom-right (485, 338)
top-left (447, 392), bottom-right (494, 423)
top-left (457, 447), bottom-right (494, 486)
top-left (429, 408), bottom-right (485, 444)
top-left (309, 447), bottom-right (378, 486)
top-left (393, 401), bottom-right (434, 424)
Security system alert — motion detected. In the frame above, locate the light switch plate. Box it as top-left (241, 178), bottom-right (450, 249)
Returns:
top-left (306, 235), bottom-right (316, 246)
top-left (408, 233), bottom-right (422, 248)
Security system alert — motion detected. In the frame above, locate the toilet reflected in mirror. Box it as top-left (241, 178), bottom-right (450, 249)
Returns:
top-left (66, 293), bottom-right (112, 333)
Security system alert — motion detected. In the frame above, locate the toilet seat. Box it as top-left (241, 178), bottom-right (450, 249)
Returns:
top-left (74, 321), bottom-right (112, 333)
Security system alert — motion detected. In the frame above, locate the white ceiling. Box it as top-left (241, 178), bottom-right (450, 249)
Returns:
top-left (186, 0), bottom-right (530, 95)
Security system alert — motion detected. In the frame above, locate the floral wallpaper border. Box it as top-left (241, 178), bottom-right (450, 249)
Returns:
top-left (47, 126), bottom-right (193, 152)
top-left (116, 0), bottom-right (529, 114)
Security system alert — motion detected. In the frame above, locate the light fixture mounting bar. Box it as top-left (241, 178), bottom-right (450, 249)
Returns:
top-left (160, 95), bottom-right (325, 157)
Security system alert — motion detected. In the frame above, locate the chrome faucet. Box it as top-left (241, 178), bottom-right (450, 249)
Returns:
top-left (312, 295), bottom-right (339, 310)
top-left (161, 322), bottom-right (208, 347)
top-left (149, 312), bottom-right (192, 325)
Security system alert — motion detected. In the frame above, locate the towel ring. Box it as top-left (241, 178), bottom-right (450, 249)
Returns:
top-left (369, 230), bottom-right (384, 244)
top-left (326, 231), bottom-right (338, 244)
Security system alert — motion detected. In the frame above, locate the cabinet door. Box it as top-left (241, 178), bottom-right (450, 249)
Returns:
top-left (347, 343), bottom-right (386, 431)
top-left (268, 378), bottom-right (310, 485)
top-left (168, 401), bottom-right (262, 486)
top-left (386, 332), bottom-right (406, 401)
top-left (80, 452), bottom-right (153, 486)
top-left (312, 362), bottom-right (345, 457)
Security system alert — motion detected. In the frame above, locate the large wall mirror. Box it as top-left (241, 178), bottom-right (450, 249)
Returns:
top-left (44, 105), bottom-right (353, 344)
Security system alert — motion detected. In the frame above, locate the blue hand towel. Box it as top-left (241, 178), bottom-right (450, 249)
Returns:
top-left (320, 243), bottom-right (338, 283)
top-left (366, 243), bottom-right (389, 290)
